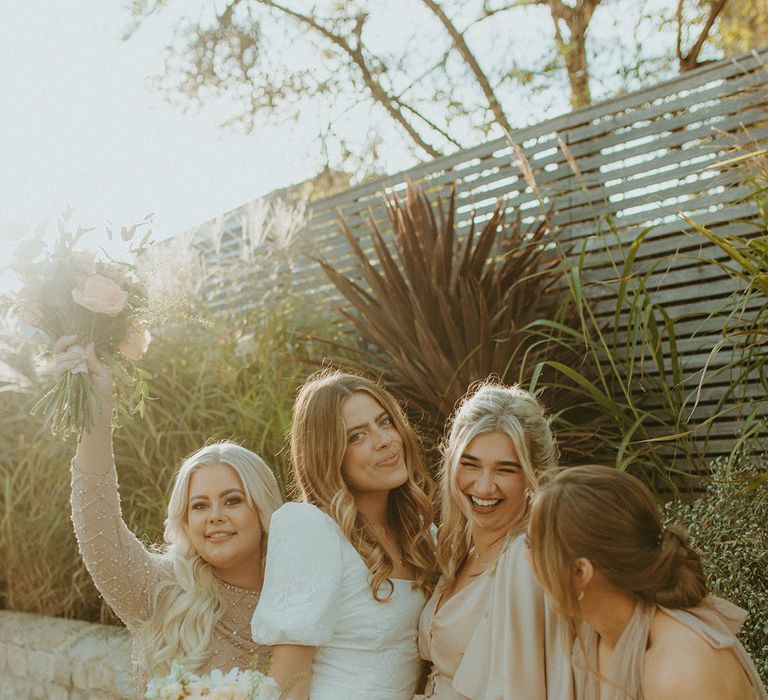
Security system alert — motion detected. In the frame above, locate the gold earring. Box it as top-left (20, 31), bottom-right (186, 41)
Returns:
top-left (577, 590), bottom-right (584, 601)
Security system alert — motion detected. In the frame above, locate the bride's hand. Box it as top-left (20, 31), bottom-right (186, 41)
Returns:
top-left (52, 335), bottom-right (113, 405)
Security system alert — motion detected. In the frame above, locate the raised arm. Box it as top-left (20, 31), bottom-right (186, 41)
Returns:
top-left (61, 338), bottom-right (162, 628)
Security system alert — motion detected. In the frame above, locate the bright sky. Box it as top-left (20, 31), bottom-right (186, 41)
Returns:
top-left (0, 0), bottom-right (679, 289)
top-left (0, 2), bottom-right (345, 274)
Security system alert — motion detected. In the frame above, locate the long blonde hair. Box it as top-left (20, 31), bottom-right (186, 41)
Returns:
top-left (436, 381), bottom-right (558, 590)
top-left (291, 369), bottom-right (438, 600)
top-left (138, 441), bottom-right (282, 678)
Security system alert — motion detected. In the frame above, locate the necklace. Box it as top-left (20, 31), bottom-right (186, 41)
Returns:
top-left (219, 580), bottom-right (261, 595)
top-left (467, 539), bottom-right (503, 571)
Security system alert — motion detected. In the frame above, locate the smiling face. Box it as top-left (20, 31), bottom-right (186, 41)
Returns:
top-left (340, 391), bottom-right (408, 496)
top-left (456, 431), bottom-right (529, 538)
top-left (186, 463), bottom-right (264, 577)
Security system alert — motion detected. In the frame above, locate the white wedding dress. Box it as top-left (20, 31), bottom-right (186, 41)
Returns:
top-left (251, 502), bottom-right (426, 699)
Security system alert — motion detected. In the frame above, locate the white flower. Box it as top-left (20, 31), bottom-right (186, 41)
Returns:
top-left (146, 663), bottom-right (281, 700)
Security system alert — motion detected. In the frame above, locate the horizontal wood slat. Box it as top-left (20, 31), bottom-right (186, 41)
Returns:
top-left (188, 47), bottom-right (768, 464)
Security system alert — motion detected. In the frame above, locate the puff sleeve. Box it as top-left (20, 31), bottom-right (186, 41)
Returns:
top-left (251, 502), bottom-right (344, 647)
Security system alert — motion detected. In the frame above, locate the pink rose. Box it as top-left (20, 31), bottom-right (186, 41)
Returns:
top-left (71, 274), bottom-right (127, 316)
top-left (119, 328), bottom-right (151, 360)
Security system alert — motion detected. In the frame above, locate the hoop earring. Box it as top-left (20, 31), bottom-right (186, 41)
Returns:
top-left (577, 590), bottom-right (585, 602)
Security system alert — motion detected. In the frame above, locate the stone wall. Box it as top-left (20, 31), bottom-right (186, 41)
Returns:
top-left (0, 611), bottom-right (135, 699)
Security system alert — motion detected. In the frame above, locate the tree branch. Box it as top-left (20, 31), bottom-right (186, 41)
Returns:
top-left (393, 98), bottom-right (465, 149)
top-left (395, 48), bottom-right (452, 100)
top-left (678, 0), bottom-right (730, 71)
top-left (419, 0), bottom-right (512, 133)
top-left (547, 0), bottom-right (602, 107)
top-left (255, 0), bottom-right (443, 157)
top-left (676, 0), bottom-right (685, 65)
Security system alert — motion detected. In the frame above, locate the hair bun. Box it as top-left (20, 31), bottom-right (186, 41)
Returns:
top-left (660, 523), bottom-right (689, 548)
top-left (651, 524), bottom-right (706, 608)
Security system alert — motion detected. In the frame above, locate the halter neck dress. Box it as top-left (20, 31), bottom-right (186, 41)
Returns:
top-left (572, 597), bottom-right (767, 700)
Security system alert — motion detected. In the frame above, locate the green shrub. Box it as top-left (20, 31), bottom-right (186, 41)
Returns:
top-left (0, 394), bottom-right (94, 618)
top-left (0, 300), bottom-right (331, 621)
top-left (0, 196), bottom-right (343, 621)
top-left (663, 455), bottom-right (768, 685)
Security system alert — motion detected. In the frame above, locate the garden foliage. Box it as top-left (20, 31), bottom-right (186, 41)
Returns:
top-left (663, 456), bottom-right (768, 686)
top-left (314, 182), bottom-right (710, 484)
top-left (0, 200), bottom-right (333, 620)
top-left (683, 146), bottom-right (768, 465)
top-left (529, 223), bottom-right (709, 488)
top-left (314, 181), bottom-right (582, 462)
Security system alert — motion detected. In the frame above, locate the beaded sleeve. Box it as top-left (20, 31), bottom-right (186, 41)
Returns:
top-left (70, 460), bottom-right (166, 630)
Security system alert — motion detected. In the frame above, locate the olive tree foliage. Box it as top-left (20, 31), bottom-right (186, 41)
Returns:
top-left (123, 0), bottom-right (758, 173)
top-left (711, 0), bottom-right (768, 56)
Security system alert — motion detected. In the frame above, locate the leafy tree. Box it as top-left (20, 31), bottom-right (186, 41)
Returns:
top-left (124, 0), bottom-right (760, 178)
top-left (711, 0), bottom-right (768, 56)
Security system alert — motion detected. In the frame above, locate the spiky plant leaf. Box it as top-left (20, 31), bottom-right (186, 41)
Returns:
top-left (311, 182), bottom-right (581, 462)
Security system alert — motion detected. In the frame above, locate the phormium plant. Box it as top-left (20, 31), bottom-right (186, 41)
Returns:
top-left (312, 181), bottom-right (585, 464)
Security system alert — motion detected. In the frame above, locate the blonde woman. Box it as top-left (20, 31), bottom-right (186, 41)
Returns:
top-left (57, 338), bottom-right (283, 691)
top-left (527, 465), bottom-right (767, 700)
top-left (418, 382), bottom-right (573, 699)
top-left (251, 369), bottom-right (438, 699)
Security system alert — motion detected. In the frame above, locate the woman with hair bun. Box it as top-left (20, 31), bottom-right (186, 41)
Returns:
top-left (527, 464), bottom-right (767, 700)
top-left (57, 338), bottom-right (283, 692)
top-left (251, 369), bottom-right (438, 699)
top-left (418, 382), bottom-right (573, 699)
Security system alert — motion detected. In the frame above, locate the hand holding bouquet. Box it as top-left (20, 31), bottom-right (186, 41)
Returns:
top-left (10, 212), bottom-right (152, 437)
top-left (145, 661), bottom-right (282, 700)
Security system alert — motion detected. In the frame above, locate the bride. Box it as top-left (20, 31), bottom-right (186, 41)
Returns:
top-left (251, 369), bottom-right (438, 699)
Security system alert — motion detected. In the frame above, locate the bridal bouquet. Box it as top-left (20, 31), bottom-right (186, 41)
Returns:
top-left (9, 211), bottom-right (153, 437)
top-left (145, 662), bottom-right (282, 700)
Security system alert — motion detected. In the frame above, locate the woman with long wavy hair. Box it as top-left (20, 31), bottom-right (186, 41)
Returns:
top-left (418, 381), bottom-right (573, 699)
top-left (58, 338), bottom-right (283, 692)
top-left (251, 369), bottom-right (438, 699)
top-left (527, 465), bottom-right (767, 700)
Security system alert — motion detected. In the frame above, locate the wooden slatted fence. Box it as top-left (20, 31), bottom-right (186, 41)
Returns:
top-left (189, 46), bottom-right (768, 465)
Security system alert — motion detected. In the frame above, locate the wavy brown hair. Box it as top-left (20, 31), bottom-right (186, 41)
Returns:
top-left (291, 369), bottom-right (438, 600)
top-left (528, 465), bottom-right (708, 640)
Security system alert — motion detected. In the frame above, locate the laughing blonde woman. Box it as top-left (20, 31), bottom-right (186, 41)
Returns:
top-left (418, 382), bottom-right (573, 699)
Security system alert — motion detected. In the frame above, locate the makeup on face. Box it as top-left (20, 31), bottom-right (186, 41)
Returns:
top-left (457, 431), bottom-right (529, 536)
top-left (340, 391), bottom-right (408, 496)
